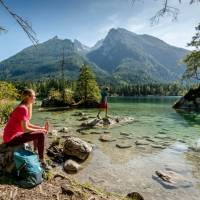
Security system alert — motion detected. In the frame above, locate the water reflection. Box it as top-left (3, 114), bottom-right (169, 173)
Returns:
top-left (175, 110), bottom-right (200, 127)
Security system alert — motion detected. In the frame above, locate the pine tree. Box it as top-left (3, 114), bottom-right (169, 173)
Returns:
top-left (183, 23), bottom-right (200, 81)
top-left (75, 64), bottom-right (100, 105)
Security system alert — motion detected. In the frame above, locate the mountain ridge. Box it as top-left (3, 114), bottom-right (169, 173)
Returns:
top-left (0, 28), bottom-right (189, 84)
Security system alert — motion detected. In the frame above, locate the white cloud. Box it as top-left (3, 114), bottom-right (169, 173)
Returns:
top-left (97, 14), bottom-right (120, 36)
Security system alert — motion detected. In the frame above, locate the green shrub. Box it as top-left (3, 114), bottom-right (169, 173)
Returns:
top-left (0, 100), bottom-right (15, 124)
top-left (0, 81), bottom-right (18, 125)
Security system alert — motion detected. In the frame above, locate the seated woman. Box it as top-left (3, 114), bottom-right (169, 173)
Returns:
top-left (2, 89), bottom-right (48, 167)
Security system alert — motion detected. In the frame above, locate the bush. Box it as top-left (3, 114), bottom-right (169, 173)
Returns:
top-left (48, 88), bottom-right (62, 101)
top-left (0, 100), bottom-right (15, 124)
top-left (0, 81), bottom-right (18, 125)
top-left (63, 88), bottom-right (75, 105)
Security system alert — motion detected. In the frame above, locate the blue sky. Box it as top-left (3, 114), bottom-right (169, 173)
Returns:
top-left (0, 0), bottom-right (200, 61)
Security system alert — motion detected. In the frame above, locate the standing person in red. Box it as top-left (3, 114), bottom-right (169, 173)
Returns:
top-left (3, 89), bottom-right (49, 167)
top-left (97, 87), bottom-right (109, 119)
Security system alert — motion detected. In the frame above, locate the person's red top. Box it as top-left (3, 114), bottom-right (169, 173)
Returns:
top-left (3, 105), bottom-right (30, 143)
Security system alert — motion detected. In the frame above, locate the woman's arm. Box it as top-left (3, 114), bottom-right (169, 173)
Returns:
top-left (28, 122), bottom-right (44, 129)
top-left (21, 121), bottom-right (47, 133)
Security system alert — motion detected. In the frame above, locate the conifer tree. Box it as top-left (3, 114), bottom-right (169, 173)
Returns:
top-left (183, 23), bottom-right (200, 81)
top-left (75, 64), bottom-right (100, 104)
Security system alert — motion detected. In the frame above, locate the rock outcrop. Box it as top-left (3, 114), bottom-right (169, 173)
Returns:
top-left (0, 143), bottom-right (24, 173)
top-left (81, 116), bottom-right (134, 128)
top-left (173, 85), bottom-right (200, 111)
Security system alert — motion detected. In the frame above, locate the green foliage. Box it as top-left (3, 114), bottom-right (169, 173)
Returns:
top-left (111, 83), bottom-right (186, 96)
top-left (0, 100), bottom-right (14, 124)
top-left (48, 87), bottom-right (75, 105)
top-left (0, 81), bottom-right (18, 124)
top-left (183, 23), bottom-right (200, 81)
top-left (63, 88), bottom-right (75, 105)
top-left (75, 64), bottom-right (100, 104)
top-left (48, 88), bottom-right (62, 101)
top-left (0, 81), bottom-right (19, 100)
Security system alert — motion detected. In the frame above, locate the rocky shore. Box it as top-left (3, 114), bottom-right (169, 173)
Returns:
top-left (0, 114), bottom-right (145, 200)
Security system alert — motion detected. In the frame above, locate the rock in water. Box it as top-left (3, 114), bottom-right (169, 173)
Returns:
top-left (64, 159), bottom-right (82, 173)
top-left (81, 116), bottom-right (134, 128)
top-left (154, 170), bottom-right (193, 188)
top-left (135, 140), bottom-right (149, 146)
top-left (63, 136), bottom-right (92, 160)
top-left (173, 86), bottom-right (200, 111)
top-left (48, 129), bottom-right (58, 136)
top-left (81, 118), bottom-right (101, 127)
top-left (60, 127), bottom-right (69, 133)
top-left (120, 132), bottom-right (130, 136)
top-left (99, 135), bottom-right (116, 142)
top-left (116, 143), bottom-right (132, 148)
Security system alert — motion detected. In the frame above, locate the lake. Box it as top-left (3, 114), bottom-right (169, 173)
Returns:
top-left (6, 96), bottom-right (200, 200)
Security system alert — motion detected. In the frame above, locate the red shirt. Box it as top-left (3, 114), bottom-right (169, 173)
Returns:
top-left (3, 105), bottom-right (30, 143)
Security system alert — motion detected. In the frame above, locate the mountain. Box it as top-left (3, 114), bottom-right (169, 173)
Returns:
top-left (73, 39), bottom-right (90, 55)
top-left (0, 28), bottom-right (189, 84)
top-left (90, 39), bottom-right (104, 51)
top-left (0, 36), bottom-right (108, 82)
top-left (87, 28), bottom-right (189, 84)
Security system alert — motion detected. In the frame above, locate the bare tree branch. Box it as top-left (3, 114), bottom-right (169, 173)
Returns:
top-left (150, 4), bottom-right (179, 25)
top-left (0, 26), bottom-right (6, 32)
top-left (131, 0), bottom-right (200, 24)
top-left (0, 0), bottom-right (38, 45)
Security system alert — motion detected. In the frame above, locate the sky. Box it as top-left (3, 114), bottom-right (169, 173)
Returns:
top-left (0, 0), bottom-right (200, 61)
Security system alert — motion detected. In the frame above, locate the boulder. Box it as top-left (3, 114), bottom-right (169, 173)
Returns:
top-left (81, 116), bottom-right (134, 128)
top-left (126, 192), bottom-right (144, 200)
top-left (173, 85), bottom-right (200, 111)
top-left (0, 143), bottom-right (24, 173)
top-left (47, 146), bottom-right (64, 163)
top-left (63, 136), bottom-right (92, 160)
top-left (64, 159), bottom-right (82, 173)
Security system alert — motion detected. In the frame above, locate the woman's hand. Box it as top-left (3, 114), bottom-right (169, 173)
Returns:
top-left (38, 128), bottom-right (48, 134)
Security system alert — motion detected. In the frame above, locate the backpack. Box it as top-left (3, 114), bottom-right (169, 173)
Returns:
top-left (13, 149), bottom-right (43, 188)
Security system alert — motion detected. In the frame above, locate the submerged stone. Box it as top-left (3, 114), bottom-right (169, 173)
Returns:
top-left (99, 135), bottom-right (116, 142)
top-left (154, 170), bottom-right (193, 189)
top-left (116, 143), bottom-right (132, 149)
top-left (64, 159), bottom-right (82, 173)
top-left (135, 140), bottom-right (149, 146)
top-left (120, 132), bottom-right (130, 136)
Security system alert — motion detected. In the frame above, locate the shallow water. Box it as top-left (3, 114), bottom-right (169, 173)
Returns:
top-left (11, 97), bottom-right (200, 199)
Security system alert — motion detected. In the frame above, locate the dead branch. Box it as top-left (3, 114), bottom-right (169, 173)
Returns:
top-left (131, 0), bottom-right (200, 24)
top-left (0, 0), bottom-right (38, 45)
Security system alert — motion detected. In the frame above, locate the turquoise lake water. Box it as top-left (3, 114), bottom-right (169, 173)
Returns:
top-left (2, 96), bottom-right (200, 200)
